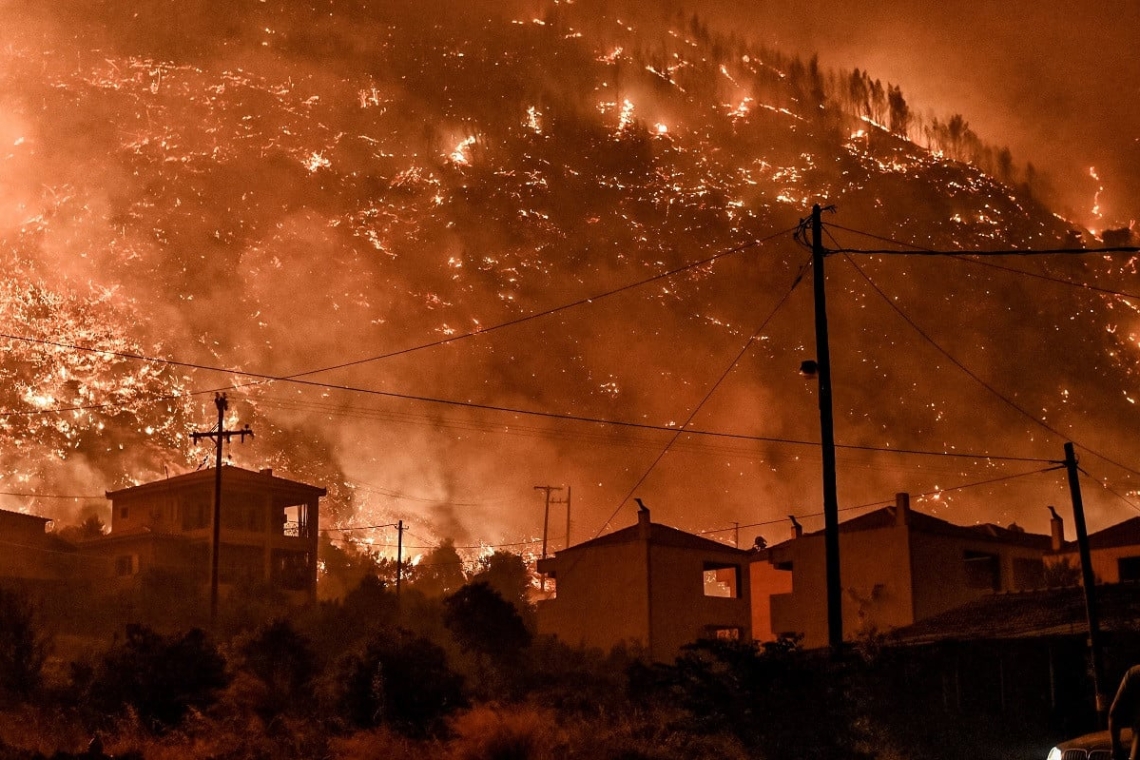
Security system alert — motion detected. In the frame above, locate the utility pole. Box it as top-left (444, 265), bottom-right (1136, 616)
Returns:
top-left (191, 393), bottom-right (253, 623)
top-left (809, 203), bottom-right (844, 656)
top-left (564, 485), bottom-right (573, 549)
top-left (733, 521), bottom-right (740, 548)
top-left (534, 485), bottom-right (562, 560)
top-left (535, 485), bottom-right (562, 591)
top-left (395, 519), bottom-right (405, 600)
top-left (1064, 442), bottom-right (1107, 725)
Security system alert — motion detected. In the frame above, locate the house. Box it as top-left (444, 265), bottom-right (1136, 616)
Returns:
top-left (1045, 513), bottom-right (1140, 584)
top-left (535, 503), bottom-right (752, 662)
top-left (756, 492), bottom-right (1052, 649)
top-left (0, 507), bottom-right (77, 590)
top-left (80, 466), bottom-right (325, 603)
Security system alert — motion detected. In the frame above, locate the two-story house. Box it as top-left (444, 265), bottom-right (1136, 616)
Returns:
top-left (80, 466), bottom-right (325, 603)
top-left (536, 504), bottom-right (753, 661)
top-left (755, 492), bottom-right (1052, 648)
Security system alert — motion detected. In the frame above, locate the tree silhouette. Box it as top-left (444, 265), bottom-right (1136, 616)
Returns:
top-left (0, 588), bottom-right (48, 701)
top-left (410, 539), bottom-right (467, 598)
top-left (443, 581), bottom-right (532, 666)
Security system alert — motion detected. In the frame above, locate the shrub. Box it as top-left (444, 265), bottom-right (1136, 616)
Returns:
top-left (333, 628), bottom-right (465, 737)
top-left (85, 624), bottom-right (228, 731)
top-left (232, 618), bottom-right (317, 720)
top-left (0, 587), bottom-right (49, 701)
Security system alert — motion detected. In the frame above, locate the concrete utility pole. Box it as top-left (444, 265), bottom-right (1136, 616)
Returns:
top-left (191, 393), bottom-right (253, 623)
top-left (809, 203), bottom-right (844, 656)
top-left (1064, 442), bottom-right (1107, 725)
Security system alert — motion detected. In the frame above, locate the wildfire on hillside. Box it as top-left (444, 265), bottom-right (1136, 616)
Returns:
top-left (0, 0), bottom-right (1137, 561)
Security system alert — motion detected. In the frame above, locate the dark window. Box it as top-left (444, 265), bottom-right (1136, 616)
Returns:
top-left (271, 549), bottom-right (312, 591)
top-left (703, 562), bottom-right (741, 598)
top-left (115, 555), bottom-right (136, 577)
top-left (218, 544), bottom-right (263, 584)
top-left (964, 551), bottom-right (1001, 591)
top-left (181, 492), bottom-right (211, 531)
top-left (118, 505), bottom-right (129, 520)
top-left (1119, 556), bottom-right (1140, 582)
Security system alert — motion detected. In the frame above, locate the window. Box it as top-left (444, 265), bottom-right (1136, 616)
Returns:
top-left (115, 555), bottom-right (137, 577)
top-left (181, 492), bottom-right (211, 531)
top-left (709, 626), bottom-right (742, 641)
top-left (964, 551), bottom-right (1001, 591)
top-left (118, 505), bottom-right (129, 520)
top-left (1119, 556), bottom-right (1140, 582)
top-left (703, 562), bottom-right (741, 598)
top-left (218, 544), bottom-right (263, 584)
top-left (271, 550), bottom-right (312, 591)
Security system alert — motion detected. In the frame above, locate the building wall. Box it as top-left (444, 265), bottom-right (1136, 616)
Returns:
top-left (910, 532), bottom-right (1047, 622)
top-left (537, 541), bottom-right (650, 653)
top-left (765, 518), bottom-right (1049, 649)
top-left (768, 523), bottom-right (915, 649)
top-left (647, 543), bottom-right (752, 661)
top-left (1046, 546), bottom-right (1140, 585)
top-left (98, 470), bottom-right (322, 603)
top-left (750, 558), bottom-right (793, 642)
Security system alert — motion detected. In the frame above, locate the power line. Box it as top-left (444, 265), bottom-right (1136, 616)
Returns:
top-left (702, 465), bottom-right (1059, 537)
top-left (281, 226), bottom-right (800, 381)
top-left (0, 329), bottom-right (1054, 465)
top-left (594, 254), bottom-right (811, 537)
top-left (1076, 468), bottom-right (1140, 516)
top-left (841, 251), bottom-right (1140, 482)
top-left (828, 222), bottom-right (1140, 300)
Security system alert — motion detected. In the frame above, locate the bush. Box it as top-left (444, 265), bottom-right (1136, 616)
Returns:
top-left (232, 618), bottom-right (317, 720)
top-left (0, 587), bottom-right (49, 701)
top-left (333, 628), bottom-right (465, 737)
top-left (85, 624), bottom-right (227, 731)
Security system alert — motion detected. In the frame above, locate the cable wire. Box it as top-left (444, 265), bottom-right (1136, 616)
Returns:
top-left (594, 254), bottom-right (812, 537)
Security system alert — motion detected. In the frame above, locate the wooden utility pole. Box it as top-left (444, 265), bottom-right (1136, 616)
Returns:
top-left (809, 203), bottom-right (844, 656)
top-left (395, 519), bottom-right (405, 599)
top-left (535, 485), bottom-right (562, 591)
top-left (564, 485), bottom-right (573, 549)
top-left (534, 485), bottom-right (562, 560)
top-left (191, 393), bottom-right (253, 623)
top-left (1064, 442), bottom-right (1107, 725)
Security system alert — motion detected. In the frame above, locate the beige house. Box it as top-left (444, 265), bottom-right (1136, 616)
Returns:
top-left (536, 504), bottom-right (752, 661)
top-left (1045, 513), bottom-right (1140, 584)
top-left (80, 466), bottom-right (325, 603)
top-left (755, 493), bottom-right (1052, 649)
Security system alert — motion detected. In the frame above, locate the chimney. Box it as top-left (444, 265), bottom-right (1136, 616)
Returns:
top-left (789, 514), bottom-right (802, 539)
top-left (1048, 505), bottom-right (1064, 551)
top-left (635, 498), bottom-right (651, 539)
top-left (895, 492), bottom-right (910, 527)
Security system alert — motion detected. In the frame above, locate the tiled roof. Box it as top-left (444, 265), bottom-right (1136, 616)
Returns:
top-left (892, 583), bottom-right (1140, 644)
top-left (799, 506), bottom-right (1051, 549)
top-left (105, 465), bottom-right (326, 499)
top-left (1054, 516), bottom-right (1140, 553)
top-left (560, 520), bottom-right (748, 557)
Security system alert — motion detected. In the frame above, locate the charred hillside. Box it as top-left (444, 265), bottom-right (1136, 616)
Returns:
top-left (0, 1), bottom-right (1133, 539)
